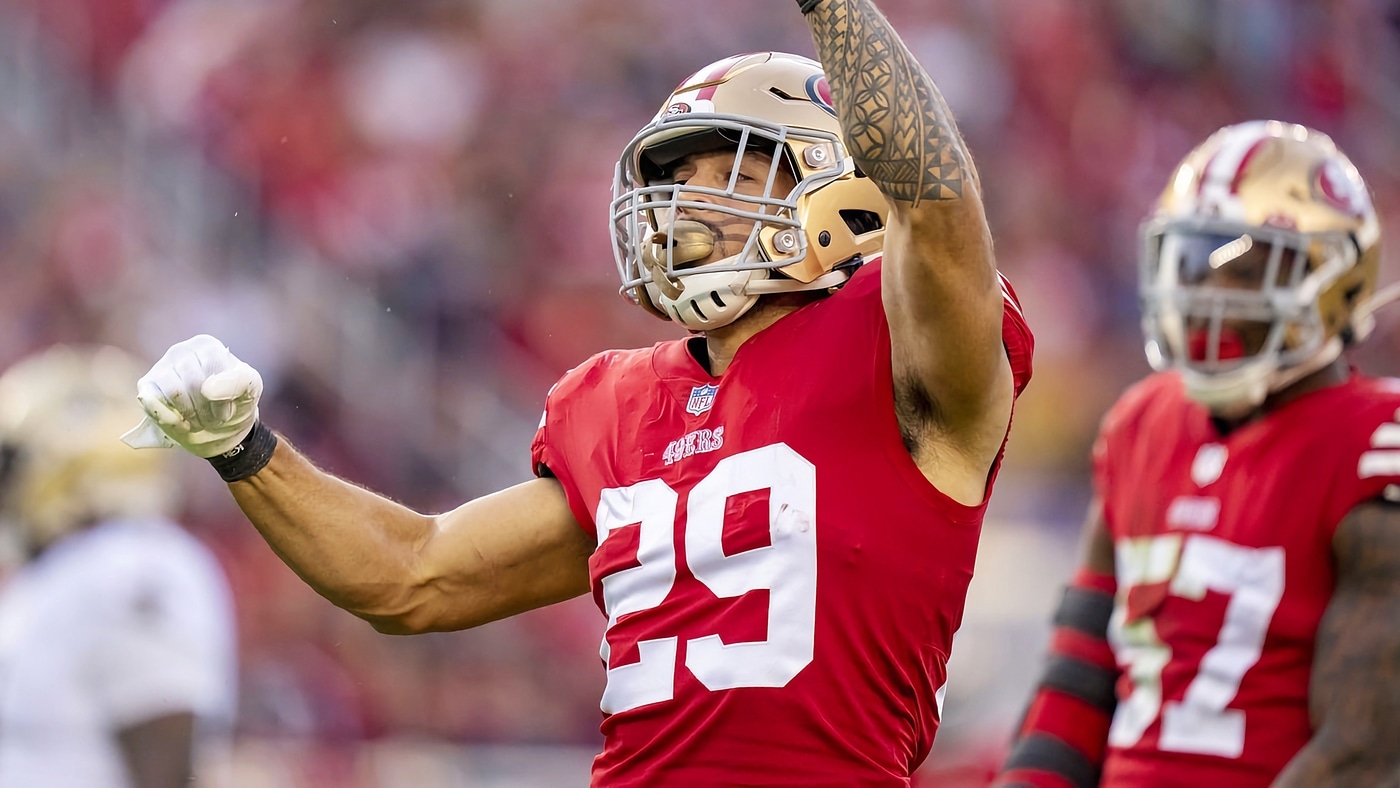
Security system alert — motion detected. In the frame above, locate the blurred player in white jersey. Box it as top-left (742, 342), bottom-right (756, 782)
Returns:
top-left (0, 344), bottom-right (237, 788)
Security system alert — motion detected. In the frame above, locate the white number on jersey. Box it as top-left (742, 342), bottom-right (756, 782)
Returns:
top-left (1108, 533), bottom-right (1284, 758)
top-left (595, 443), bottom-right (818, 714)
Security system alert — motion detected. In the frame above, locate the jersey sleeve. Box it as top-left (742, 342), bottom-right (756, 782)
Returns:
top-left (999, 272), bottom-right (1035, 399)
top-left (1322, 402), bottom-right (1400, 530)
top-left (87, 540), bottom-right (237, 729)
top-left (530, 364), bottom-right (599, 538)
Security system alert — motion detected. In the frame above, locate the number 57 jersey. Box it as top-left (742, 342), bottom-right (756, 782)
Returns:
top-left (1095, 371), bottom-right (1400, 786)
top-left (531, 262), bottom-right (1034, 787)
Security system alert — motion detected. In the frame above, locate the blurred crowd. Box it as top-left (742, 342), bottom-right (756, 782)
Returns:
top-left (0, 0), bottom-right (1396, 784)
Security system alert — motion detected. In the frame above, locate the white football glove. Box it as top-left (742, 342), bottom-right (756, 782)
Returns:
top-left (122, 334), bottom-right (264, 459)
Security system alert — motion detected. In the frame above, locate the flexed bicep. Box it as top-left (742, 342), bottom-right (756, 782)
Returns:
top-left (401, 476), bottom-right (595, 634)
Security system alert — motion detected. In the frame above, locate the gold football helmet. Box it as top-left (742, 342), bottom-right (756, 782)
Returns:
top-left (612, 52), bottom-right (889, 330)
top-left (1139, 120), bottom-right (1383, 416)
top-left (0, 344), bottom-right (176, 553)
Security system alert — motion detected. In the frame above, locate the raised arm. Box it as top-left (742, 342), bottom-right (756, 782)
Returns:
top-left (1272, 500), bottom-right (1400, 787)
top-left (126, 335), bottom-right (594, 635)
top-left (800, 0), bottom-right (1011, 454)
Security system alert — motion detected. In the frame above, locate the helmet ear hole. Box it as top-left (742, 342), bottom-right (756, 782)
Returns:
top-left (840, 210), bottom-right (883, 235)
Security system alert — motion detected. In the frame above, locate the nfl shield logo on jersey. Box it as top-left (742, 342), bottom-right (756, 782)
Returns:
top-left (686, 383), bottom-right (718, 416)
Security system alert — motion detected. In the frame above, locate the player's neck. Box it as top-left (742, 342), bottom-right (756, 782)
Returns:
top-left (697, 298), bottom-right (809, 376)
top-left (1264, 357), bottom-right (1351, 410)
top-left (1211, 358), bottom-right (1351, 434)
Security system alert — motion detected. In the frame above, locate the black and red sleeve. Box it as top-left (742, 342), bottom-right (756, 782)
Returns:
top-left (992, 568), bottom-right (1119, 788)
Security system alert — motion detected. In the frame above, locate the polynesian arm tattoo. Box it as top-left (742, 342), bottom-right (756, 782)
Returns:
top-left (802, 0), bottom-right (970, 206)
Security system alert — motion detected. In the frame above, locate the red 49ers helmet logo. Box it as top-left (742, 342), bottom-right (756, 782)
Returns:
top-left (1314, 159), bottom-right (1370, 216)
top-left (805, 75), bottom-right (836, 117)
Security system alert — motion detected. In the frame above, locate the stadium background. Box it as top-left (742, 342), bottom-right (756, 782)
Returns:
top-left (0, 0), bottom-right (1395, 784)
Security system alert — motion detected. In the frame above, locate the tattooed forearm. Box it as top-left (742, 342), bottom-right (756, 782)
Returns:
top-left (1274, 501), bottom-right (1400, 787)
top-left (802, 0), bottom-right (969, 205)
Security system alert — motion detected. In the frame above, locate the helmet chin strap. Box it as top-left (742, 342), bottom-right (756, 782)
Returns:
top-left (746, 268), bottom-right (849, 293)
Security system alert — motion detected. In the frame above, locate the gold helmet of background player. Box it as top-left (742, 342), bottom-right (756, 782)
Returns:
top-left (1138, 120), bottom-right (1382, 417)
top-left (0, 344), bottom-right (177, 554)
top-left (611, 52), bottom-right (889, 330)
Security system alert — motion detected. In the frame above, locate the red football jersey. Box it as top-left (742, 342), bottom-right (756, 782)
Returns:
top-left (1095, 371), bottom-right (1400, 786)
top-left (531, 260), bottom-right (1033, 786)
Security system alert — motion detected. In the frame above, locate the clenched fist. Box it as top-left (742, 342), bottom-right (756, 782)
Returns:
top-left (122, 334), bottom-right (263, 459)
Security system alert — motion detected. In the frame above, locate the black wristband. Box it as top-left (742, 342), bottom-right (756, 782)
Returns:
top-left (207, 421), bottom-right (278, 483)
top-left (797, 0), bottom-right (824, 13)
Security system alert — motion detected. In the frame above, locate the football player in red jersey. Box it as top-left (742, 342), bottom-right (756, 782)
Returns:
top-left (994, 121), bottom-right (1400, 788)
top-left (123, 1), bottom-right (1034, 785)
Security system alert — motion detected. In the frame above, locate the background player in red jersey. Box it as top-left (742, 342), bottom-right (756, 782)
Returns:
top-left (120, 1), bottom-right (1033, 785)
top-left (994, 120), bottom-right (1400, 788)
